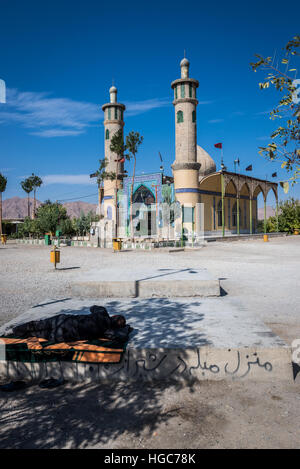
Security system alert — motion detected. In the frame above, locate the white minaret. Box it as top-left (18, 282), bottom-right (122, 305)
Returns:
top-left (102, 85), bottom-right (126, 219)
top-left (171, 57), bottom-right (200, 206)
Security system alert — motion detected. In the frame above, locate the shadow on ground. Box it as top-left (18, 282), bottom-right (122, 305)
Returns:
top-left (1, 298), bottom-right (210, 348)
top-left (22, 298), bottom-right (209, 348)
top-left (0, 379), bottom-right (203, 449)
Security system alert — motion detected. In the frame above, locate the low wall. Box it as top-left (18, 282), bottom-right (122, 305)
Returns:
top-left (206, 232), bottom-right (288, 243)
top-left (0, 346), bottom-right (294, 383)
top-left (15, 232), bottom-right (289, 249)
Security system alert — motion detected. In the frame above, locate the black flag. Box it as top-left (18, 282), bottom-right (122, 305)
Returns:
top-left (272, 172), bottom-right (277, 178)
top-left (246, 165), bottom-right (252, 171)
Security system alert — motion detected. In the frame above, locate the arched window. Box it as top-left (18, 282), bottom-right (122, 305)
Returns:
top-left (114, 108), bottom-right (118, 120)
top-left (192, 110), bottom-right (196, 123)
top-left (217, 200), bottom-right (222, 227)
top-left (232, 202), bottom-right (237, 227)
top-left (232, 202), bottom-right (241, 227)
top-left (189, 84), bottom-right (193, 98)
top-left (177, 110), bottom-right (184, 123)
top-left (105, 129), bottom-right (109, 140)
top-left (175, 86), bottom-right (178, 99)
top-left (180, 84), bottom-right (185, 98)
top-left (108, 108), bottom-right (111, 120)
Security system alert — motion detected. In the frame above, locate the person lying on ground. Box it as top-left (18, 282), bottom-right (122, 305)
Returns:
top-left (4, 305), bottom-right (132, 344)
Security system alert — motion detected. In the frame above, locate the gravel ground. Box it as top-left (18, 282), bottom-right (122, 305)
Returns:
top-left (0, 236), bottom-right (299, 449)
top-left (1, 236), bottom-right (299, 344)
top-left (0, 379), bottom-right (299, 449)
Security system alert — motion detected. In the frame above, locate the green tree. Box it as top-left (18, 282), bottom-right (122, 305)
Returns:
top-left (267, 198), bottom-right (300, 233)
top-left (21, 178), bottom-right (33, 218)
top-left (60, 218), bottom-right (75, 236)
top-left (126, 131), bottom-right (144, 238)
top-left (29, 173), bottom-right (43, 219)
top-left (95, 158), bottom-right (116, 216)
top-left (35, 201), bottom-right (69, 235)
top-left (73, 212), bottom-right (85, 236)
top-left (18, 216), bottom-right (35, 238)
top-left (0, 173), bottom-right (7, 236)
top-left (250, 36), bottom-right (300, 189)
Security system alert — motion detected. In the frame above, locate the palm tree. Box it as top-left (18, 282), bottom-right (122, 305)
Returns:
top-left (29, 173), bottom-right (43, 219)
top-left (21, 178), bottom-right (33, 218)
top-left (110, 129), bottom-right (127, 237)
top-left (95, 158), bottom-right (115, 216)
top-left (126, 131), bottom-right (143, 239)
top-left (0, 173), bottom-right (7, 236)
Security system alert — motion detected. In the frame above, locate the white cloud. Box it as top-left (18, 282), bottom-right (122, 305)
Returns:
top-left (0, 88), bottom-right (100, 138)
top-left (256, 136), bottom-right (271, 141)
top-left (208, 118), bottom-right (224, 124)
top-left (124, 98), bottom-right (170, 116)
top-left (230, 111), bottom-right (245, 117)
top-left (255, 110), bottom-right (271, 116)
top-left (0, 88), bottom-right (176, 137)
top-left (42, 174), bottom-right (94, 185)
top-left (198, 100), bottom-right (215, 105)
top-left (31, 129), bottom-right (86, 137)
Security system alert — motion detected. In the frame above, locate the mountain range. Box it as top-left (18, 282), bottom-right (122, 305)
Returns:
top-left (2, 197), bottom-right (97, 219)
top-left (2, 196), bottom-right (275, 221)
top-left (257, 206), bottom-right (275, 220)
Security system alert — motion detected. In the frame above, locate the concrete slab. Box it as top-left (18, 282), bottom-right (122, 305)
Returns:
top-left (71, 267), bottom-right (220, 298)
top-left (0, 297), bottom-right (293, 383)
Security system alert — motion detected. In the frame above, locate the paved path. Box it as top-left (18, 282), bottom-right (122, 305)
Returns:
top-left (1, 236), bottom-right (299, 345)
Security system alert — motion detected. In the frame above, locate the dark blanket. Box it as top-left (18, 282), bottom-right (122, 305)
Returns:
top-left (1, 305), bottom-right (132, 364)
top-left (6, 305), bottom-right (132, 344)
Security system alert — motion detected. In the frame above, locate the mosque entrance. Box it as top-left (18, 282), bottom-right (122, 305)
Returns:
top-left (132, 185), bottom-right (156, 237)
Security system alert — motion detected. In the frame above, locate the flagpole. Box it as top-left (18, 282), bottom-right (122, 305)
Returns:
top-left (221, 172), bottom-right (225, 237)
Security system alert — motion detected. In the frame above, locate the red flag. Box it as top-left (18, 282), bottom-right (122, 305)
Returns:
top-left (214, 143), bottom-right (222, 149)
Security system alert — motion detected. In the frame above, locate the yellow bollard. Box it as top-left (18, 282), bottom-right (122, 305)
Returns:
top-left (50, 245), bottom-right (60, 269)
top-left (263, 234), bottom-right (269, 242)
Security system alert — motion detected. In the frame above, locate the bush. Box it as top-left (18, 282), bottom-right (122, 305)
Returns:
top-left (259, 198), bottom-right (300, 234)
top-left (271, 198), bottom-right (300, 233)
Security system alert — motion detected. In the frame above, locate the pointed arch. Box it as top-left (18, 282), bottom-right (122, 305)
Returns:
top-left (265, 185), bottom-right (278, 201)
top-left (253, 184), bottom-right (266, 200)
top-left (132, 185), bottom-right (155, 205)
top-left (240, 181), bottom-right (250, 196)
top-left (225, 178), bottom-right (237, 196)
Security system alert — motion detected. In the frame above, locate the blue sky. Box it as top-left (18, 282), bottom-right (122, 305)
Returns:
top-left (0, 0), bottom-right (299, 208)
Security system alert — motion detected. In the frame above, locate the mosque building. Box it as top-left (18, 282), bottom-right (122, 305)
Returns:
top-left (93, 57), bottom-right (278, 244)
